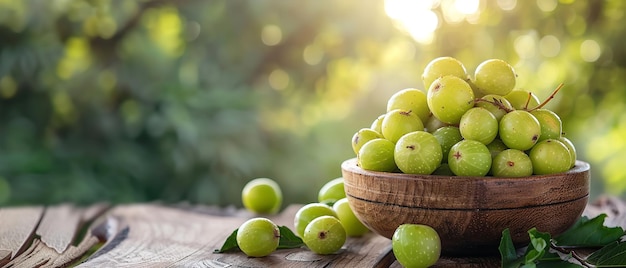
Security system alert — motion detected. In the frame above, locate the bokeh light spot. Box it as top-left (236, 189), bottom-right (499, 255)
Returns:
top-left (580, 39), bottom-right (601, 62)
top-left (262, 24), bottom-right (282, 46)
top-left (497, 0), bottom-right (517, 11)
top-left (145, 7), bottom-right (185, 57)
top-left (56, 37), bottom-right (92, 79)
top-left (442, 0), bottom-right (464, 24)
top-left (269, 69), bottom-right (289, 90)
top-left (539, 35), bottom-right (561, 57)
top-left (537, 0), bottom-right (557, 12)
top-left (303, 44), bottom-right (324, 65)
top-left (52, 91), bottom-right (76, 122)
top-left (514, 34), bottom-right (536, 59)
top-left (0, 75), bottom-right (18, 99)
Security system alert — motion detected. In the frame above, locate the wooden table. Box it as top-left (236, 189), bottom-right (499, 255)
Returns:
top-left (1, 196), bottom-right (625, 268)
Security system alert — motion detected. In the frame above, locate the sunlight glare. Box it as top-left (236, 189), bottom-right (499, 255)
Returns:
top-left (455, 0), bottom-right (479, 15)
top-left (384, 0), bottom-right (438, 19)
top-left (441, 0), bottom-right (481, 24)
top-left (384, 0), bottom-right (439, 44)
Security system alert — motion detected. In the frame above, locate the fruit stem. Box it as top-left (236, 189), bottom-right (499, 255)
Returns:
top-left (400, 110), bottom-right (413, 116)
top-left (523, 92), bottom-right (532, 110)
top-left (474, 98), bottom-right (514, 113)
top-left (529, 83), bottom-right (564, 111)
top-left (550, 241), bottom-right (592, 267)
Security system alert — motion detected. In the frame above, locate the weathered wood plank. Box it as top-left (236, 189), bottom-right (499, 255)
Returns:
top-left (0, 206), bottom-right (44, 262)
top-left (77, 204), bottom-right (396, 268)
top-left (0, 203), bottom-right (110, 268)
top-left (80, 202), bottom-right (111, 223)
top-left (2, 234), bottom-right (100, 268)
top-left (0, 251), bottom-right (10, 268)
top-left (36, 204), bottom-right (83, 254)
top-left (389, 256), bottom-right (500, 268)
top-left (77, 203), bottom-right (249, 268)
top-left (0, 196), bottom-right (621, 268)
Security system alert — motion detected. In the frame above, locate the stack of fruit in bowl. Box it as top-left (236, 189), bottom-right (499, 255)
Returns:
top-left (343, 57), bottom-right (590, 259)
top-left (353, 57), bottom-right (577, 177)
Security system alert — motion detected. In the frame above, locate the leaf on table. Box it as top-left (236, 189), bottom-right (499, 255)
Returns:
top-left (277, 225), bottom-right (304, 249)
top-left (214, 229), bottom-right (239, 253)
top-left (500, 228), bottom-right (524, 268)
top-left (586, 241), bottom-right (626, 266)
top-left (500, 228), bottom-right (579, 268)
top-left (539, 251), bottom-right (563, 262)
top-left (554, 214), bottom-right (625, 247)
top-left (536, 260), bottom-right (581, 268)
top-left (535, 251), bottom-right (580, 268)
top-left (213, 225), bottom-right (303, 254)
top-left (524, 228), bottom-right (550, 264)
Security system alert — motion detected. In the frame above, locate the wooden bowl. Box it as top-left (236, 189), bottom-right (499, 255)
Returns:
top-left (341, 158), bottom-right (590, 255)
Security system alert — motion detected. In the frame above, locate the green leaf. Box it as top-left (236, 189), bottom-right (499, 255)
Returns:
top-left (214, 225), bottom-right (304, 254)
top-left (525, 250), bottom-right (542, 264)
top-left (531, 236), bottom-right (547, 252)
top-left (554, 214), bottom-right (625, 247)
top-left (536, 251), bottom-right (580, 267)
top-left (499, 214), bottom-right (626, 267)
top-left (539, 251), bottom-right (565, 262)
top-left (536, 260), bottom-right (581, 268)
top-left (586, 241), bottom-right (626, 266)
top-left (214, 229), bottom-right (239, 253)
top-left (277, 225), bottom-right (304, 249)
top-left (500, 228), bottom-right (524, 268)
top-left (524, 228), bottom-right (551, 264)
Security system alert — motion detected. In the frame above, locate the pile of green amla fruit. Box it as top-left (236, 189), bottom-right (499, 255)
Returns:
top-left (352, 57), bottom-right (577, 177)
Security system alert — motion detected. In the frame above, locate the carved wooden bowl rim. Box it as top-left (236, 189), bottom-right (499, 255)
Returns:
top-left (341, 158), bottom-right (590, 210)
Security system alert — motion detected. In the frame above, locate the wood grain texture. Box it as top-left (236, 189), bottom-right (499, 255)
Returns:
top-left (390, 256), bottom-right (500, 268)
top-left (341, 158), bottom-right (590, 255)
top-left (0, 206), bottom-right (44, 261)
top-left (0, 204), bottom-right (110, 268)
top-left (2, 235), bottom-right (100, 268)
top-left (1, 196), bottom-right (625, 267)
top-left (80, 202), bottom-right (110, 223)
top-left (36, 204), bottom-right (83, 254)
top-left (342, 158), bottom-right (590, 209)
top-left (78, 204), bottom-right (395, 268)
top-left (0, 251), bottom-right (9, 268)
top-left (77, 203), bottom-right (249, 268)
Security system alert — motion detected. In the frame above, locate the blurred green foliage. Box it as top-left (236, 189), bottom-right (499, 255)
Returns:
top-left (0, 0), bottom-right (624, 207)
